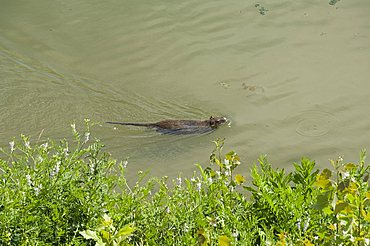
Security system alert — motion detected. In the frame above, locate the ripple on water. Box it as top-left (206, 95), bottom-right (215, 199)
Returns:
top-left (295, 110), bottom-right (338, 137)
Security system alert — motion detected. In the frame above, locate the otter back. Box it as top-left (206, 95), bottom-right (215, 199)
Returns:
top-left (106, 116), bottom-right (227, 135)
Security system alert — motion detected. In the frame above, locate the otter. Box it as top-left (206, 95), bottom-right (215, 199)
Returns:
top-left (106, 116), bottom-right (227, 135)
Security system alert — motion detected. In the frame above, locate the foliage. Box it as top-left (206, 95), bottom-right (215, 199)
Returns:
top-left (0, 119), bottom-right (119, 245)
top-left (313, 153), bottom-right (370, 245)
top-left (244, 156), bottom-right (321, 244)
top-left (0, 121), bottom-right (369, 245)
top-left (80, 214), bottom-right (134, 246)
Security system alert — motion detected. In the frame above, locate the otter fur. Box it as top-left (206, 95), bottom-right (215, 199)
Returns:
top-left (106, 116), bottom-right (227, 135)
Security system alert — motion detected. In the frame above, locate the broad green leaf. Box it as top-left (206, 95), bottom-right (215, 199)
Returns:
top-left (328, 224), bottom-right (336, 231)
top-left (276, 233), bottom-right (287, 246)
top-left (316, 232), bottom-right (325, 239)
top-left (344, 163), bottom-right (356, 171)
top-left (96, 241), bottom-right (106, 246)
top-left (346, 193), bottom-right (355, 203)
top-left (343, 204), bottom-right (353, 214)
top-left (366, 190), bottom-right (370, 199)
top-left (334, 202), bottom-right (348, 213)
top-left (364, 211), bottom-right (370, 222)
top-left (197, 228), bottom-right (205, 235)
top-left (315, 178), bottom-right (329, 189)
top-left (304, 240), bottom-right (314, 246)
top-left (102, 214), bottom-right (113, 227)
top-left (197, 229), bottom-right (208, 246)
top-left (116, 224), bottom-right (135, 238)
top-left (361, 208), bottom-right (367, 218)
top-left (348, 182), bottom-right (358, 192)
top-left (322, 168), bottom-right (332, 178)
top-left (322, 206), bottom-right (333, 215)
top-left (225, 151), bottom-right (236, 160)
top-left (101, 230), bottom-right (110, 240)
top-left (79, 230), bottom-right (100, 241)
top-left (215, 158), bottom-right (222, 167)
top-left (314, 169), bottom-right (332, 189)
top-left (363, 174), bottom-right (369, 182)
top-left (235, 174), bottom-right (245, 185)
top-left (338, 180), bottom-right (349, 191)
top-left (218, 235), bottom-right (230, 246)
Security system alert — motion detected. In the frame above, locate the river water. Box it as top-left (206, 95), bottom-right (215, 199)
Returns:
top-left (1, 0), bottom-right (369, 181)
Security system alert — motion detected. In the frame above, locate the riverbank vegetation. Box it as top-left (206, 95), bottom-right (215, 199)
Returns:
top-left (1, 120), bottom-right (369, 245)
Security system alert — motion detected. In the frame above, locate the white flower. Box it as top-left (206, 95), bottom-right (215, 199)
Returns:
top-left (225, 162), bottom-right (231, 170)
top-left (55, 161), bottom-right (60, 173)
top-left (50, 161), bottom-right (60, 178)
top-left (207, 177), bottom-right (213, 184)
top-left (63, 147), bottom-right (69, 156)
top-left (184, 223), bottom-right (189, 232)
top-left (303, 218), bottom-right (310, 231)
top-left (196, 182), bottom-right (202, 192)
top-left (176, 177), bottom-right (182, 187)
top-left (26, 174), bottom-right (32, 187)
top-left (216, 171), bottom-right (221, 176)
top-left (342, 171), bottom-right (350, 179)
top-left (123, 160), bottom-right (128, 168)
top-left (364, 238), bottom-right (369, 245)
top-left (209, 218), bottom-right (217, 227)
top-left (190, 177), bottom-right (196, 182)
top-left (24, 141), bottom-right (30, 149)
top-left (349, 235), bottom-right (355, 242)
top-left (166, 207), bottom-right (170, 213)
top-left (9, 141), bottom-right (15, 152)
top-left (71, 123), bottom-right (76, 133)
top-left (90, 163), bottom-right (95, 174)
top-left (232, 231), bottom-right (239, 240)
top-left (297, 219), bottom-right (301, 231)
top-left (338, 156), bottom-right (343, 162)
top-left (34, 184), bottom-right (42, 196)
top-left (224, 159), bottom-right (230, 165)
top-left (40, 142), bottom-right (48, 149)
top-left (84, 132), bottom-right (90, 143)
top-left (225, 170), bottom-right (230, 176)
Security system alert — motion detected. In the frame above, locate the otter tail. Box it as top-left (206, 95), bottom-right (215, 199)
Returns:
top-left (106, 121), bottom-right (153, 127)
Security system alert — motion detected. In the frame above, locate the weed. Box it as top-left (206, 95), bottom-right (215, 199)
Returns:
top-left (0, 122), bottom-right (369, 245)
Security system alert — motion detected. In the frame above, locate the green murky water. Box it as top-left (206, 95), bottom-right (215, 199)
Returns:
top-left (1, 0), bottom-right (370, 180)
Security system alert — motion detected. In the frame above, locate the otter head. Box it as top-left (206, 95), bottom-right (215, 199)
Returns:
top-left (209, 116), bottom-right (227, 128)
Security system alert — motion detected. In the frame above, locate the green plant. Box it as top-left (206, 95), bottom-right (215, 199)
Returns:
top-left (243, 156), bottom-right (321, 244)
top-left (1, 122), bottom-right (369, 245)
top-left (314, 152), bottom-right (370, 245)
top-left (80, 214), bottom-right (134, 246)
top-left (0, 119), bottom-right (119, 245)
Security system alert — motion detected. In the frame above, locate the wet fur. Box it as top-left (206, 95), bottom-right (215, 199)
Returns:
top-left (106, 116), bottom-right (227, 135)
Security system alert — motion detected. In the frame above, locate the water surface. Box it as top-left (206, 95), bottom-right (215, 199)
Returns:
top-left (1, 0), bottom-right (370, 181)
